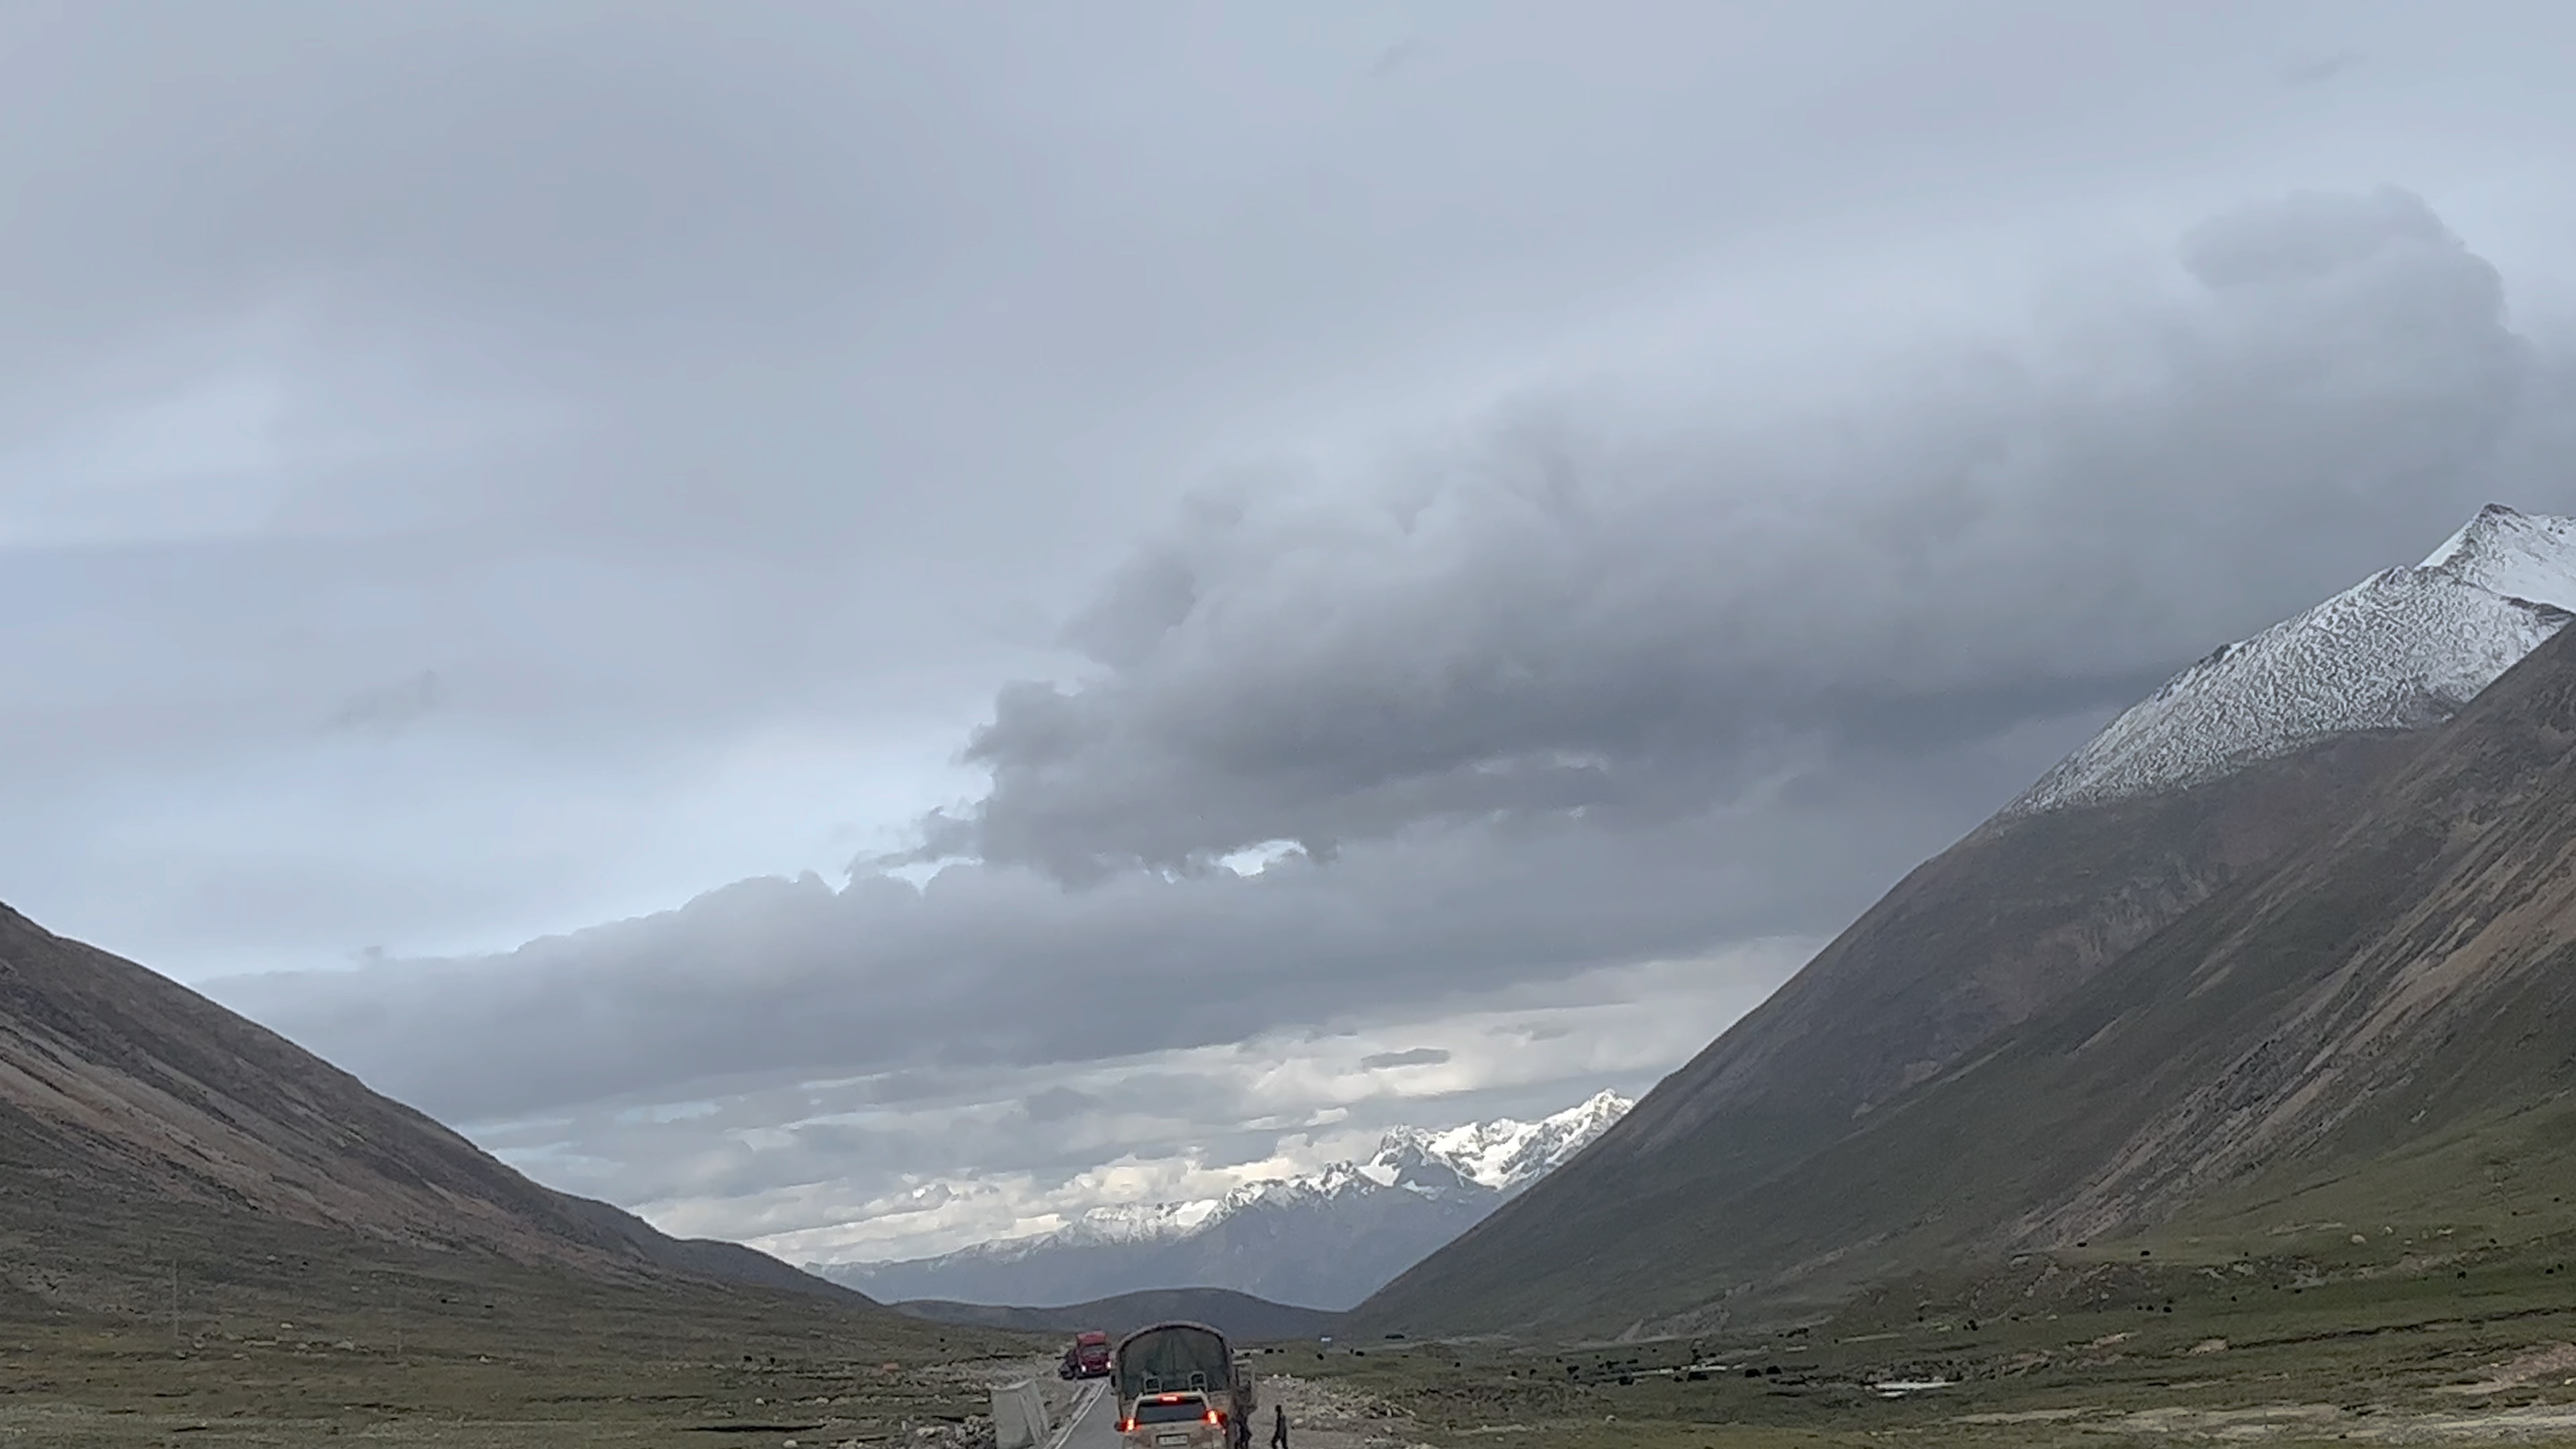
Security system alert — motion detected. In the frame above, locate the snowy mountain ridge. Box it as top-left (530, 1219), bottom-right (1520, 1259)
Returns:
top-left (914, 1089), bottom-right (1629, 1259)
top-left (2007, 504), bottom-right (2576, 818)
top-left (810, 1090), bottom-right (1632, 1309)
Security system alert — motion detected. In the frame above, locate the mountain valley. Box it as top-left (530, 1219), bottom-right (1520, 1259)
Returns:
top-left (11, 502), bottom-right (2576, 1440)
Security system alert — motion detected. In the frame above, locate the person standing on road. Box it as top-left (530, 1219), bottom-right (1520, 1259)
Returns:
top-left (1270, 1405), bottom-right (1287, 1449)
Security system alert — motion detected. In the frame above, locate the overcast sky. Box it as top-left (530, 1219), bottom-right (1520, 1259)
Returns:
top-left (14, 1), bottom-right (2576, 1265)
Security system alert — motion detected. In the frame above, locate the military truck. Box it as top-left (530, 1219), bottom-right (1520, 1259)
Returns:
top-left (1113, 1322), bottom-right (1255, 1449)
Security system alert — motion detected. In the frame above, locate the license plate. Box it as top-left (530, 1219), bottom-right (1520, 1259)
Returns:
top-left (1157, 1435), bottom-right (1188, 1446)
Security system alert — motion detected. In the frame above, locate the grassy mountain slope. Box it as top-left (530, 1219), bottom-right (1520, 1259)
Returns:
top-left (1357, 732), bottom-right (2422, 1335)
top-left (1364, 624), bottom-right (2576, 1340)
top-left (0, 901), bottom-right (847, 1300)
top-left (0, 902), bottom-right (1030, 1438)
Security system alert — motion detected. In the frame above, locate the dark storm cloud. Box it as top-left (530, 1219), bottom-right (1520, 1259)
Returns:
top-left (918, 188), bottom-right (2553, 882)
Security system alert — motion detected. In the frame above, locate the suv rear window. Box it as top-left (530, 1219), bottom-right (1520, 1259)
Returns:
top-left (1136, 1401), bottom-right (1208, 1425)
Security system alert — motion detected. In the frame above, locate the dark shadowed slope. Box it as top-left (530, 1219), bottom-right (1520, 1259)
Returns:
top-left (1363, 625), bottom-right (2576, 1338)
top-left (0, 902), bottom-right (857, 1304)
top-left (1360, 731), bottom-right (2422, 1334)
top-left (898, 1288), bottom-right (1340, 1343)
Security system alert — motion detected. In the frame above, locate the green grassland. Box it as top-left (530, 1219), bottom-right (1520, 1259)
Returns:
top-left (24, 1178), bottom-right (2576, 1446)
top-left (1277, 1225), bottom-right (2576, 1449)
top-left (0, 1193), bottom-right (1039, 1447)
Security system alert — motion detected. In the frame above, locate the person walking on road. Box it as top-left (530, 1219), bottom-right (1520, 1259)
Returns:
top-left (1270, 1405), bottom-right (1287, 1449)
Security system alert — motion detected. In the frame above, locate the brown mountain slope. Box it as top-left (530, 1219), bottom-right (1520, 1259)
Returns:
top-left (1356, 731), bottom-right (2421, 1332)
top-left (0, 902), bottom-right (850, 1303)
top-left (1624, 731), bottom-right (2420, 1159)
top-left (1359, 622), bottom-right (2576, 1339)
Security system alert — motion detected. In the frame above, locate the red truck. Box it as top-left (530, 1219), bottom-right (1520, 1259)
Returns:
top-left (1059, 1330), bottom-right (1112, 1380)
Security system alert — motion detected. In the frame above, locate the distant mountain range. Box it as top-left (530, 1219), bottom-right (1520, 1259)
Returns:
top-left (814, 1089), bottom-right (1630, 1311)
top-left (1361, 502), bottom-right (2576, 1338)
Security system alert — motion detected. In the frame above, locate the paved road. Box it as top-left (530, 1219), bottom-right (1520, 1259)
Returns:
top-left (1059, 1381), bottom-right (1118, 1449)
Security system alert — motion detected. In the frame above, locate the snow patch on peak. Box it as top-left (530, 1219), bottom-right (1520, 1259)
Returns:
top-left (1054, 1198), bottom-right (1222, 1246)
top-left (2420, 504), bottom-right (2576, 606)
top-left (2006, 506), bottom-right (2576, 818)
top-left (1408, 1087), bottom-right (1633, 1190)
top-left (1345, 1092), bottom-right (1633, 1199)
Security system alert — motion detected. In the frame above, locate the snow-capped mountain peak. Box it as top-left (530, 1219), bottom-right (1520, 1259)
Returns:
top-left (1404, 1087), bottom-right (1631, 1190)
top-left (1230, 1089), bottom-right (1634, 1212)
top-left (2421, 503), bottom-right (2576, 605)
top-left (1051, 1198), bottom-right (1222, 1246)
top-left (810, 1089), bottom-right (1634, 1310)
top-left (2006, 504), bottom-right (2576, 818)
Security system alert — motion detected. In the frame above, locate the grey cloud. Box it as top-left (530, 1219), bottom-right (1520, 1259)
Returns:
top-left (212, 190), bottom-right (2576, 1152)
top-left (1022, 1087), bottom-right (1095, 1124)
top-left (1199, 1132), bottom-right (1288, 1173)
top-left (1364, 36), bottom-right (1428, 81)
top-left (917, 189), bottom-right (2555, 883)
top-left (1360, 1049), bottom-right (1452, 1071)
top-left (2179, 186), bottom-right (2462, 289)
top-left (480, 969), bottom-right (1762, 1259)
top-left (212, 737), bottom-right (2003, 1126)
top-left (10, 3), bottom-right (2576, 987)
top-left (897, 1183), bottom-right (963, 1212)
top-left (2277, 50), bottom-right (2364, 89)
top-left (330, 669), bottom-right (441, 736)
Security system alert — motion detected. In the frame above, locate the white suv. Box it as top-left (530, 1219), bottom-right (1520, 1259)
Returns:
top-left (1120, 1392), bottom-right (1226, 1449)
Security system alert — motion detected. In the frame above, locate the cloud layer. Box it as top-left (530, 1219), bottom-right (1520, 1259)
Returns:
top-left (466, 949), bottom-right (1807, 1264)
top-left (218, 759), bottom-right (1970, 1126)
top-left (923, 187), bottom-right (2544, 881)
